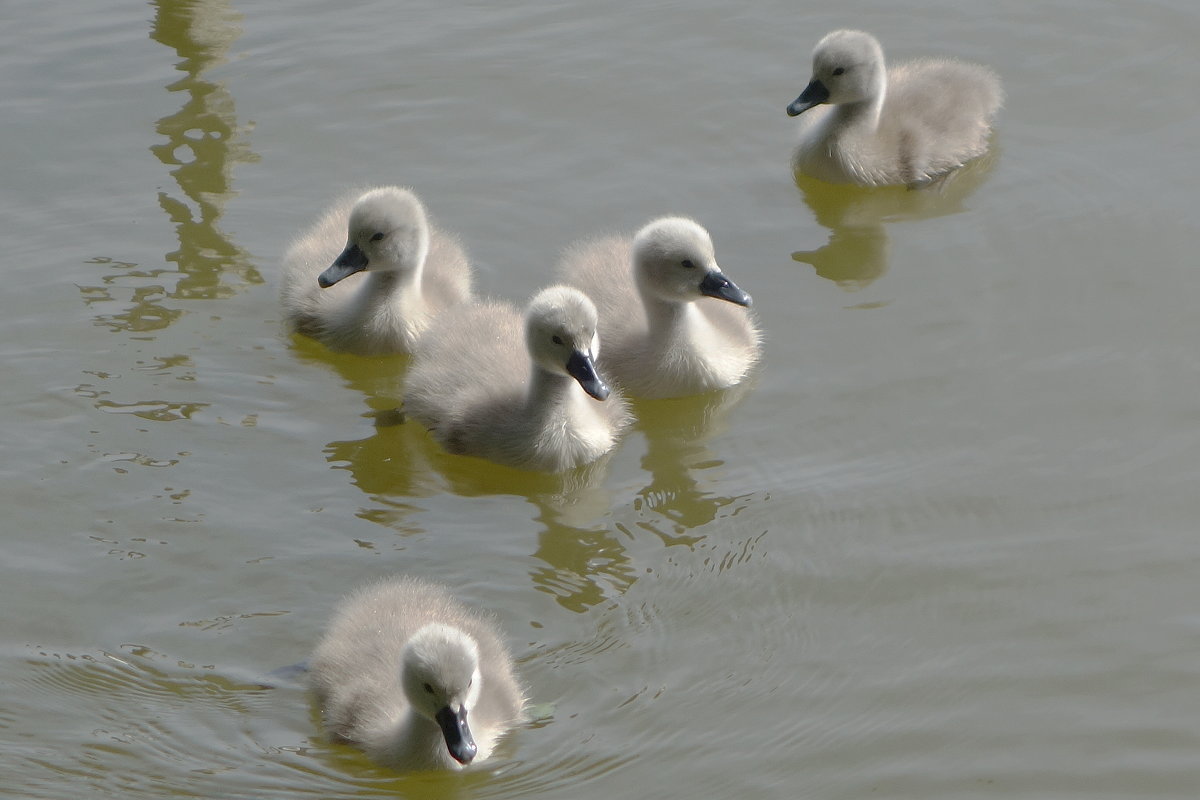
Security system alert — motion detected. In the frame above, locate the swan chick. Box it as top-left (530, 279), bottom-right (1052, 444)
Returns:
top-left (309, 576), bottom-right (524, 772)
top-left (404, 285), bottom-right (632, 471)
top-left (559, 216), bottom-right (762, 399)
top-left (280, 186), bottom-right (473, 355)
top-left (786, 29), bottom-right (1003, 186)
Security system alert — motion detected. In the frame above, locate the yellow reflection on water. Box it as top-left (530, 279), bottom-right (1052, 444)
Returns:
top-left (629, 388), bottom-right (750, 533)
top-left (324, 410), bottom-right (633, 612)
top-left (149, 0), bottom-right (261, 300)
top-left (321, 378), bottom-right (758, 612)
top-left (81, 0), bottom-right (262, 335)
top-left (791, 144), bottom-right (999, 291)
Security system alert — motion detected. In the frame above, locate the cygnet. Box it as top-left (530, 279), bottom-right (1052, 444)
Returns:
top-left (559, 216), bottom-right (761, 399)
top-left (404, 285), bottom-right (632, 471)
top-left (787, 30), bottom-right (1003, 186)
top-left (280, 186), bottom-right (473, 355)
top-left (309, 576), bottom-right (524, 771)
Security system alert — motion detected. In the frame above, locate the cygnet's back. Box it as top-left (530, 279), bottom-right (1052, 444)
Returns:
top-left (560, 217), bottom-right (761, 398)
top-left (404, 286), bottom-right (631, 471)
top-left (309, 576), bottom-right (524, 771)
top-left (280, 186), bottom-right (473, 355)
top-left (787, 30), bottom-right (1003, 186)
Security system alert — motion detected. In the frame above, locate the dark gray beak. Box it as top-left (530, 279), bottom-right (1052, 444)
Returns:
top-left (435, 705), bottom-right (478, 765)
top-left (565, 350), bottom-right (610, 401)
top-left (786, 78), bottom-right (829, 116)
top-left (318, 242), bottom-right (369, 288)
top-left (699, 270), bottom-right (752, 307)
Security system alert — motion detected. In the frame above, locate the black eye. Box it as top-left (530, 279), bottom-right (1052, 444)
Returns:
top-left (552, 335), bottom-right (563, 345)
top-left (832, 67), bottom-right (845, 76)
top-left (423, 682), bottom-right (434, 694)
top-left (370, 232), bottom-right (385, 242)
top-left (681, 259), bottom-right (695, 269)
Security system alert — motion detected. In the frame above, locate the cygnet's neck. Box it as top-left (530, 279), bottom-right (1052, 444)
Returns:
top-left (361, 263), bottom-right (425, 314)
top-left (382, 706), bottom-right (446, 767)
top-left (365, 259), bottom-right (421, 293)
top-left (830, 88), bottom-right (886, 134)
top-left (642, 293), bottom-right (700, 344)
top-left (527, 365), bottom-right (581, 419)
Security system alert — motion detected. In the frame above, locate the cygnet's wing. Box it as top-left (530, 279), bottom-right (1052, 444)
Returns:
top-left (280, 190), bottom-right (363, 335)
top-left (456, 610), bottom-right (525, 729)
top-left (423, 222), bottom-right (474, 309)
top-left (309, 577), bottom-right (466, 739)
top-left (404, 300), bottom-right (527, 431)
top-left (884, 59), bottom-right (1003, 178)
top-left (557, 235), bottom-right (646, 345)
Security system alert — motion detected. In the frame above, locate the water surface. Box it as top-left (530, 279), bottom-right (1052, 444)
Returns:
top-left (3, 0), bottom-right (1199, 797)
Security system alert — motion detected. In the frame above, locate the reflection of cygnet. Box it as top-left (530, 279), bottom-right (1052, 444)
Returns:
top-left (559, 217), bottom-right (761, 399)
top-left (280, 187), bottom-right (473, 355)
top-left (787, 30), bottom-right (1003, 186)
top-left (404, 286), bottom-right (632, 471)
top-left (309, 576), bottom-right (524, 772)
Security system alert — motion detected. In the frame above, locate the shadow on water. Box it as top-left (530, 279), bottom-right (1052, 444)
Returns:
top-left (81, 0), bottom-right (261, 335)
top-left (790, 144), bottom-right (999, 291)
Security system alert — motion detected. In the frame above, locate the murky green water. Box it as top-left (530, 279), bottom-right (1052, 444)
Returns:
top-left (3, 0), bottom-right (1199, 797)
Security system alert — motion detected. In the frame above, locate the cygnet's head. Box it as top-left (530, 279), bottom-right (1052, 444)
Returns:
top-left (524, 286), bottom-right (610, 401)
top-left (787, 29), bottom-right (886, 116)
top-left (319, 187), bottom-right (431, 288)
top-left (631, 217), bottom-right (752, 307)
top-left (400, 623), bottom-right (483, 765)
